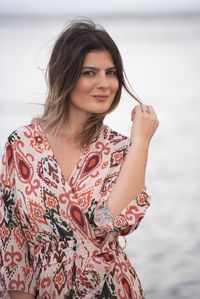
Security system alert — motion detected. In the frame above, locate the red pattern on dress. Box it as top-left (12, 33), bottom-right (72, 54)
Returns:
top-left (0, 123), bottom-right (150, 298)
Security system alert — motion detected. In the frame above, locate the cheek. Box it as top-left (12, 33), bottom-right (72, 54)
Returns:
top-left (113, 80), bottom-right (119, 93)
top-left (74, 79), bottom-right (93, 94)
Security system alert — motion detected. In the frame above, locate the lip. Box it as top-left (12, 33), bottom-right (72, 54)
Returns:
top-left (92, 95), bottom-right (109, 101)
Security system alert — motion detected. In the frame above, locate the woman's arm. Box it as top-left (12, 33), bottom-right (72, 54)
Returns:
top-left (108, 105), bottom-right (159, 216)
top-left (8, 291), bottom-right (34, 299)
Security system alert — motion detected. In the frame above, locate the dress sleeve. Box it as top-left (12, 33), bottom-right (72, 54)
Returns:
top-left (93, 187), bottom-right (151, 234)
top-left (0, 140), bottom-right (36, 296)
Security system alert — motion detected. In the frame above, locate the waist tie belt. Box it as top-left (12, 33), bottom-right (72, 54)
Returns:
top-left (29, 236), bottom-right (123, 268)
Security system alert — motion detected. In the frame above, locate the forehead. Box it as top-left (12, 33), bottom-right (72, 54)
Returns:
top-left (83, 50), bottom-right (115, 67)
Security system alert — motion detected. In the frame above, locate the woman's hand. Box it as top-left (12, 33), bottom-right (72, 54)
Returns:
top-left (130, 104), bottom-right (159, 146)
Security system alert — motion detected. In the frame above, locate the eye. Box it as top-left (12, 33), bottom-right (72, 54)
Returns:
top-left (82, 70), bottom-right (96, 77)
top-left (106, 70), bottom-right (117, 76)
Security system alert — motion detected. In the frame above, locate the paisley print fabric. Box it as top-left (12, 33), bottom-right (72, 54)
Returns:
top-left (0, 123), bottom-right (151, 298)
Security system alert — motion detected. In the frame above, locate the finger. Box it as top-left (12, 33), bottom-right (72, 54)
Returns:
top-left (131, 109), bottom-right (136, 121)
top-left (143, 105), bottom-right (157, 118)
top-left (140, 104), bottom-right (153, 114)
top-left (140, 104), bottom-right (146, 112)
top-left (147, 106), bottom-right (157, 118)
top-left (131, 105), bottom-right (142, 121)
top-left (143, 105), bottom-right (152, 114)
top-left (146, 106), bottom-right (159, 127)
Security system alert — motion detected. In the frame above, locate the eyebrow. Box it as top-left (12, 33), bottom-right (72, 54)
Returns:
top-left (82, 66), bottom-right (116, 71)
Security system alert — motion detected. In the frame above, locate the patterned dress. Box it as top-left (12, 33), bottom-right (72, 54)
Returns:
top-left (0, 123), bottom-right (151, 298)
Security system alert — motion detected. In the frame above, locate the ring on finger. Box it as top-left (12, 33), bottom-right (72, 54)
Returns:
top-left (146, 107), bottom-right (151, 113)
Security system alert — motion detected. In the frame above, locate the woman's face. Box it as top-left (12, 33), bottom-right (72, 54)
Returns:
top-left (69, 50), bottom-right (119, 117)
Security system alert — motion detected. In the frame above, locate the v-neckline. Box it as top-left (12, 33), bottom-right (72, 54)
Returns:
top-left (36, 123), bottom-right (104, 187)
top-left (36, 123), bottom-right (84, 187)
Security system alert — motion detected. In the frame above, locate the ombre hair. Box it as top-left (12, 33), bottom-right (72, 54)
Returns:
top-left (32, 19), bottom-right (141, 146)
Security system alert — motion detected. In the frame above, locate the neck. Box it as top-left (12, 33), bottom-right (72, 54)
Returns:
top-left (61, 107), bottom-right (90, 140)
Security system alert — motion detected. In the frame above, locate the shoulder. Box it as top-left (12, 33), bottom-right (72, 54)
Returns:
top-left (97, 125), bottom-right (131, 167)
top-left (100, 125), bottom-right (131, 148)
top-left (6, 122), bottom-right (42, 146)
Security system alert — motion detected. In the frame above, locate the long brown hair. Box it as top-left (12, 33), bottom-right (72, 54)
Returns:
top-left (33, 19), bottom-right (141, 146)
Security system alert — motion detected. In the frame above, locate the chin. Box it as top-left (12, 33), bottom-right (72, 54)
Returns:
top-left (91, 107), bottom-right (111, 115)
top-left (89, 102), bottom-right (113, 114)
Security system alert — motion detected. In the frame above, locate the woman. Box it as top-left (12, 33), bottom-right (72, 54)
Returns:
top-left (0, 20), bottom-right (159, 298)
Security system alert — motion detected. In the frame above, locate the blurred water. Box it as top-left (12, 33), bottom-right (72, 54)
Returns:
top-left (0, 16), bottom-right (200, 298)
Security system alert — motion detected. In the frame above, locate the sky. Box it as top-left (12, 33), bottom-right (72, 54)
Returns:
top-left (0, 0), bottom-right (200, 17)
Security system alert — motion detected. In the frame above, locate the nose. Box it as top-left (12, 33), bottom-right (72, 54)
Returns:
top-left (96, 73), bottom-right (109, 89)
